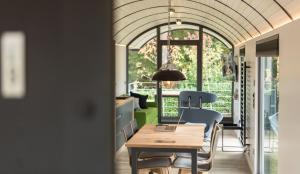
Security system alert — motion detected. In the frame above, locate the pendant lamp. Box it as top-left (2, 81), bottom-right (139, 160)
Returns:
top-left (152, 0), bottom-right (186, 82)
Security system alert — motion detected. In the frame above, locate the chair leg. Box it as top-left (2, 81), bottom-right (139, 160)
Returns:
top-left (222, 127), bottom-right (224, 152)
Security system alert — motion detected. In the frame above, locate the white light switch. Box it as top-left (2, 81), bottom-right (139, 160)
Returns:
top-left (1, 31), bottom-right (26, 98)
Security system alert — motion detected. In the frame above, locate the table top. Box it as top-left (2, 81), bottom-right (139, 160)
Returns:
top-left (126, 124), bottom-right (205, 149)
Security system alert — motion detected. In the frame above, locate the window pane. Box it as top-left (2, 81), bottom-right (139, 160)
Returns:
top-left (202, 33), bottom-right (233, 117)
top-left (128, 38), bottom-right (157, 101)
top-left (161, 45), bottom-right (197, 117)
top-left (160, 24), bottom-right (199, 40)
top-left (260, 56), bottom-right (279, 174)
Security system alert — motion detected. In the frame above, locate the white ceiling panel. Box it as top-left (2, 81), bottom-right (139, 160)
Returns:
top-left (114, 0), bottom-right (300, 46)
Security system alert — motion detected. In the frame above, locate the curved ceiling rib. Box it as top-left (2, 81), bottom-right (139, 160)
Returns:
top-left (114, 0), bottom-right (143, 10)
top-left (128, 22), bottom-right (234, 48)
top-left (114, 11), bottom-right (247, 40)
top-left (127, 21), bottom-right (236, 47)
top-left (118, 18), bottom-right (239, 44)
top-left (273, 0), bottom-right (293, 20)
top-left (114, 5), bottom-right (253, 38)
top-left (114, 0), bottom-right (256, 37)
top-left (214, 0), bottom-right (261, 34)
top-left (241, 0), bottom-right (274, 29)
top-left (114, 11), bottom-right (166, 36)
top-left (117, 17), bottom-right (239, 44)
top-left (186, 0), bottom-right (256, 37)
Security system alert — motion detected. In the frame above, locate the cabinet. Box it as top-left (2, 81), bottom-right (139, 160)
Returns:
top-left (115, 97), bottom-right (134, 151)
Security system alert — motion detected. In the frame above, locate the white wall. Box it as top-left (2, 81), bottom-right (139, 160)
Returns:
top-left (115, 44), bottom-right (127, 96)
top-left (235, 18), bottom-right (300, 174)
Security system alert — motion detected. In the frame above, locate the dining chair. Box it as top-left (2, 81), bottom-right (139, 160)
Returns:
top-left (176, 121), bottom-right (219, 158)
top-left (123, 123), bottom-right (134, 140)
top-left (122, 124), bottom-right (172, 174)
top-left (179, 107), bottom-right (223, 139)
top-left (126, 120), bottom-right (173, 159)
top-left (179, 91), bottom-right (217, 108)
top-left (130, 119), bottom-right (139, 133)
top-left (172, 124), bottom-right (221, 174)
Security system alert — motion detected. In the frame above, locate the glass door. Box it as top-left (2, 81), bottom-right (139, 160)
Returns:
top-left (258, 56), bottom-right (279, 174)
top-left (202, 32), bottom-right (233, 121)
top-left (159, 44), bottom-right (198, 122)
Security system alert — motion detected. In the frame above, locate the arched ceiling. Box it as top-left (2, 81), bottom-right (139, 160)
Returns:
top-left (113, 0), bottom-right (300, 46)
top-left (128, 24), bottom-right (233, 49)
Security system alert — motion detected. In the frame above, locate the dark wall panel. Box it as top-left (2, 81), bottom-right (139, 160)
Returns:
top-left (0, 0), bottom-right (114, 174)
top-left (61, 0), bottom-right (114, 173)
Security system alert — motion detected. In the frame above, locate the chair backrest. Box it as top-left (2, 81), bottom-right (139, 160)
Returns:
top-left (130, 119), bottom-right (139, 133)
top-left (206, 124), bottom-right (221, 169)
top-left (209, 121), bottom-right (219, 151)
top-left (123, 123), bottom-right (134, 141)
top-left (123, 123), bottom-right (134, 165)
top-left (179, 91), bottom-right (217, 108)
top-left (268, 113), bottom-right (278, 136)
top-left (209, 121), bottom-right (218, 147)
top-left (179, 108), bottom-right (223, 138)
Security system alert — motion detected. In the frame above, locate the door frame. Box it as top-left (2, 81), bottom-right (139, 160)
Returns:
top-left (257, 56), bottom-right (279, 174)
top-left (257, 57), bottom-right (264, 174)
top-left (157, 27), bottom-right (203, 123)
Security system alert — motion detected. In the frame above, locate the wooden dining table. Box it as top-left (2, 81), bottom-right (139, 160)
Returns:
top-left (126, 124), bottom-right (205, 174)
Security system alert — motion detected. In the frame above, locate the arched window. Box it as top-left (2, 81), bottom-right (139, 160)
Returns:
top-left (127, 23), bottom-right (234, 123)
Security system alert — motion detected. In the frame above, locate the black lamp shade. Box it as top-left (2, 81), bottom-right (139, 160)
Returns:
top-left (152, 69), bottom-right (186, 81)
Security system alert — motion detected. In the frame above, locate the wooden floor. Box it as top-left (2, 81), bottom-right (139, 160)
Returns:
top-left (115, 130), bottom-right (251, 174)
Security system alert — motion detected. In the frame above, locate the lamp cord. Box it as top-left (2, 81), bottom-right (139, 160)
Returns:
top-left (167, 0), bottom-right (171, 63)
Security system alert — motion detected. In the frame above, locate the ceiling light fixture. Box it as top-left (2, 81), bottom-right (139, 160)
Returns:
top-left (176, 19), bottom-right (182, 25)
top-left (152, 0), bottom-right (186, 83)
top-left (169, 8), bottom-right (175, 16)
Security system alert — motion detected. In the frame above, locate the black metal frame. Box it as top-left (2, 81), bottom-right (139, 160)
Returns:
top-left (257, 57), bottom-right (263, 174)
top-left (130, 147), bottom-right (198, 174)
top-left (157, 25), bottom-right (203, 123)
top-left (126, 22), bottom-right (235, 124)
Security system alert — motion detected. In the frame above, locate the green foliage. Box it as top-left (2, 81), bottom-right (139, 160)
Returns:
top-left (128, 39), bottom-right (157, 83)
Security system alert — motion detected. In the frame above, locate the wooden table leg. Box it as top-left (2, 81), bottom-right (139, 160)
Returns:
top-left (191, 149), bottom-right (197, 174)
top-left (131, 148), bottom-right (138, 174)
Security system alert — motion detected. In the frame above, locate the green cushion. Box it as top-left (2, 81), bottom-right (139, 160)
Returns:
top-left (143, 107), bottom-right (158, 124)
top-left (134, 102), bottom-right (158, 128)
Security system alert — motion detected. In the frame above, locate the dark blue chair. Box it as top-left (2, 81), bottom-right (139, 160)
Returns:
top-left (179, 91), bottom-right (217, 108)
top-left (178, 91), bottom-right (222, 139)
top-left (179, 108), bottom-right (223, 138)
